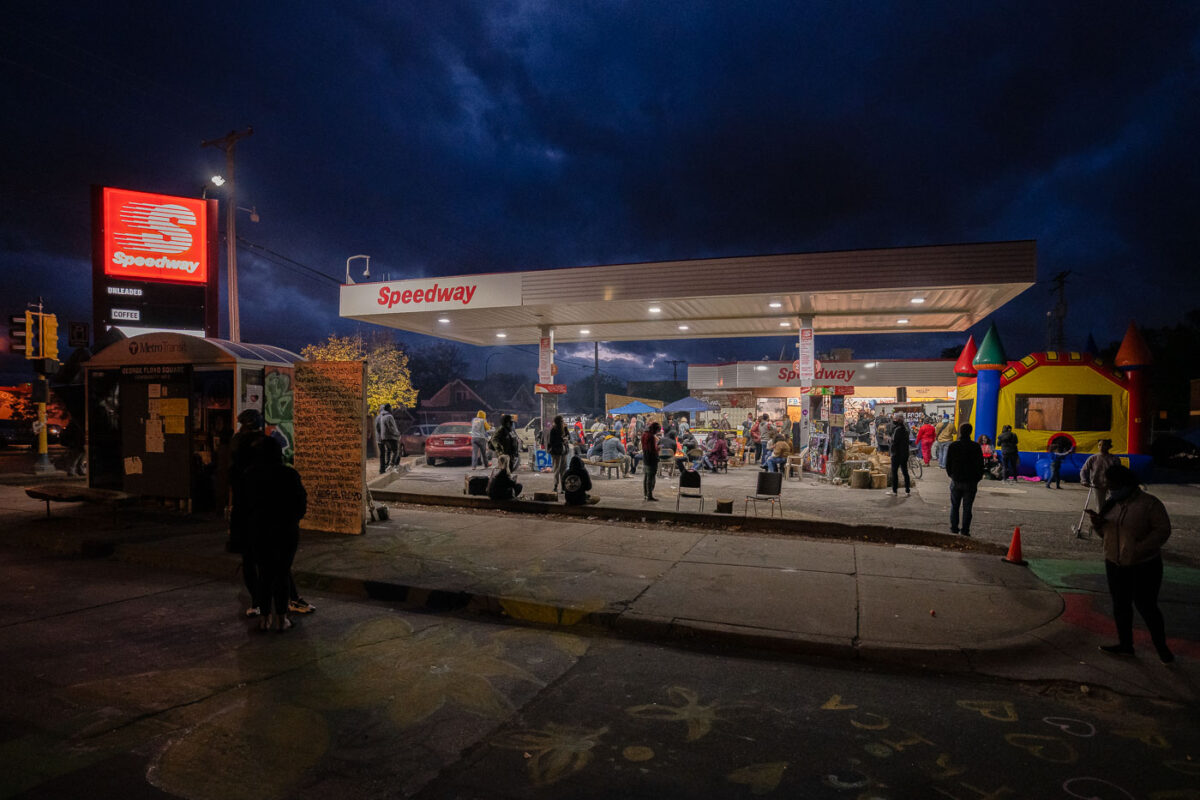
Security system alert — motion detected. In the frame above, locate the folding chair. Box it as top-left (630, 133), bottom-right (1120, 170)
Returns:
top-left (745, 471), bottom-right (784, 517)
top-left (676, 467), bottom-right (704, 512)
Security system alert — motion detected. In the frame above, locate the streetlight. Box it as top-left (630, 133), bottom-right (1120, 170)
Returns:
top-left (201, 127), bottom-right (253, 342)
top-left (345, 254), bottom-right (371, 284)
top-left (484, 351), bottom-right (502, 378)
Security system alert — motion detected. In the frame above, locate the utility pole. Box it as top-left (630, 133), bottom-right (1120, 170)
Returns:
top-left (202, 127), bottom-right (253, 342)
top-left (1046, 270), bottom-right (1071, 352)
top-left (664, 359), bottom-right (687, 382)
top-left (593, 341), bottom-right (599, 416)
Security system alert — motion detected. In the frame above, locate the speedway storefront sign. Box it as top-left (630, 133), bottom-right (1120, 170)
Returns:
top-left (689, 359), bottom-right (956, 392)
top-left (340, 273), bottom-right (522, 316)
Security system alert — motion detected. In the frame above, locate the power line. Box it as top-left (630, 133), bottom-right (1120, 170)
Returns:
top-left (236, 238), bottom-right (341, 285)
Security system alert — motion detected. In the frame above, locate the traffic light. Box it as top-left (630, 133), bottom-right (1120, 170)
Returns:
top-left (40, 313), bottom-right (59, 361)
top-left (7, 313), bottom-right (30, 355)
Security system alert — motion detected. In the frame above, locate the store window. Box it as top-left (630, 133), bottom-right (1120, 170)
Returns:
top-left (1015, 394), bottom-right (1112, 432)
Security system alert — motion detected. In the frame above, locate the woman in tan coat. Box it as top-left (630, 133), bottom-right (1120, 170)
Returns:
top-left (1085, 464), bottom-right (1173, 663)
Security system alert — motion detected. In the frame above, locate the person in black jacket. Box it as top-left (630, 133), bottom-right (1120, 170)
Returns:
top-left (547, 416), bottom-right (570, 493)
top-left (562, 456), bottom-right (593, 505)
top-left (889, 413), bottom-right (911, 496)
top-left (245, 437), bottom-right (307, 631)
top-left (945, 423), bottom-right (985, 537)
top-left (487, 455), bottom-right (522, 500)
top-left (996, 425), bottom-right (1020, 482)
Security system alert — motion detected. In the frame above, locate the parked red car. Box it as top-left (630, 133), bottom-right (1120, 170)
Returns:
top-left (423, 422), bottom-right (473, 466)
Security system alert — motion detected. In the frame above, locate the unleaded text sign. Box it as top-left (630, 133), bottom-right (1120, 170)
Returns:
top-left (294, 360), bottom-right (367, 535)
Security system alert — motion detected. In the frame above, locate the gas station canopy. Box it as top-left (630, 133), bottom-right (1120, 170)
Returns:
top-left (339, 240), bottom-right (1036, 346)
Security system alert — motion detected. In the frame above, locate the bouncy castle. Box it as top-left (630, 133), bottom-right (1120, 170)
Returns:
top-left (952, 321), bottom-right (1153, 480)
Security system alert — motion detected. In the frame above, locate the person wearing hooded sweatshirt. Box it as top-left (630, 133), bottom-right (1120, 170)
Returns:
top-left (562, 455), bottom-right (593, 505)
top-left (1085, 464), bottom-right (1173, 663)
top-left (1081, 439), bottom-right (1119, 508)
top-left (245, 437), bottom-right (307, 632)
top-left (945, 422), bottom-right (984, 537)
top-left (229, 409), bottom-right (267, 613)
top-left (487, 454), bottom-right (522, 500)
top-left (470, 410), bottom-right (492, 470)
top-left (915, 417), bottom-right (937, 466)
top-left (601, 433), bottom-right (630, 476)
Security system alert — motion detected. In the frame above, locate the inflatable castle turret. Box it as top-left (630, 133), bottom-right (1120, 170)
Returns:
top-left (1114, 321), bottom-right (1152, 456)
top-left (971, 323), bottom-right (1006, 445)
top-left (952, 320), bottom-right (1153, 480)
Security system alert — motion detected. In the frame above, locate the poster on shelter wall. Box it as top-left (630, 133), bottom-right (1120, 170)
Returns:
top-left (294, 360), bottom-right (367, 535)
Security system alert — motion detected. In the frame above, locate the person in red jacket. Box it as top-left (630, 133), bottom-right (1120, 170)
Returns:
top-left (915, 416), bottom-right (937, 466)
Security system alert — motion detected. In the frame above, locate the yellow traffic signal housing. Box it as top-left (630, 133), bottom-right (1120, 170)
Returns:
top-left (41, 313), bottom-right (58, 361)
top-left (24, 311), bottom-right (34, 359)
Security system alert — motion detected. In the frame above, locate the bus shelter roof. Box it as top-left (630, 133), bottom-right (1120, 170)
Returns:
top-left (339, 240), bottom-right (1036, 347)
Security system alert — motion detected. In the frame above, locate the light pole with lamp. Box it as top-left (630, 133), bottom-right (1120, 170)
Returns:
top-left (345, 254), bottom-right (371, 284)
top-left (201, 127), bottom-right (253, 342)
top-left (484, 351), bottom-right (502, 379)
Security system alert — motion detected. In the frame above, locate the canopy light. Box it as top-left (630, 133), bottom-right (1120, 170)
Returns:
top-left (755, 364), bottom-right (769, 371)
top-left (579, 328), bottom-right (590, 335)
top-left (678, 324), bottom-right (689, 330)
top-left (768, 301), bottom-right (782, 308)
top-left (910, 297), bottom-right (926, 304)
top-left (648, 306), bottom-right (662, 313)
top-left (779, 321), bottom-right (790, 327)
top-left (897, 318), bottom-right (910, 324)
top-left (496, 332), bottom-right (507, 338)
top-left (437, 317), bottom-right (450, 324)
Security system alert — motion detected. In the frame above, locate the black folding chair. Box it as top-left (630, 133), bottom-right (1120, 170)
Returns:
top-left (745, 471), bottom-right (784, 517)
top-left (676, 468), bottom-right (704, 512)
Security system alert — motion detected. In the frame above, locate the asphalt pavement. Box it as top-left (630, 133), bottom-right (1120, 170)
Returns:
top-left (2, 465), bottom-right (1197, 707)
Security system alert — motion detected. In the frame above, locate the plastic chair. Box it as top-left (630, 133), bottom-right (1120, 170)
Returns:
top-left (745, 471), bottom-right (784, 517)
top-left (676, 468), bottom-right (704, 512)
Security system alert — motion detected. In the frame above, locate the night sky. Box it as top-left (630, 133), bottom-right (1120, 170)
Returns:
top-left (2, 2), bottom-right (1198, 386)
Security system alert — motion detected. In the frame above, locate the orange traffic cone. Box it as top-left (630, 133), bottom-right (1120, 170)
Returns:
top-left (1002, 526), bottom-right (1028, 566)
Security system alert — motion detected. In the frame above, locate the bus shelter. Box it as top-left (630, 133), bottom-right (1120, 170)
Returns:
top-left (84, 333), bottom-right (301, 509)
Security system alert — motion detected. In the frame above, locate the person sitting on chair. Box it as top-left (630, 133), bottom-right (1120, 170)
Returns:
top-left (763, 435), bottom-right (792, 473)
top-left (701, 434), bottom-right (729, 472)
top-left (487, 455), bottom-right (522, 501)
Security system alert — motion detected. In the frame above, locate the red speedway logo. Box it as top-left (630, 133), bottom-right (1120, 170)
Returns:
top-left (378, 283), bottom-right (477, 308)
top-left (778, 366), bottom-right (856, 383)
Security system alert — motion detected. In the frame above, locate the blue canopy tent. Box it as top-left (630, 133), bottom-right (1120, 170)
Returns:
top-left (662, 396), bottom-right (716, 413)
top-left (609, 400), bottom-right (658, 415)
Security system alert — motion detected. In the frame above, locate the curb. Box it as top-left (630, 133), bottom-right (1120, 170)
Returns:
top-left (104, 536), bottom-right (999, 670)
top-left (371, 490), bottom-right (1008, 554)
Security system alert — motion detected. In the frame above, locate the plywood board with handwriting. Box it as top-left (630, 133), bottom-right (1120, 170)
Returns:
top-left (294, 360), bottom-right (367, 535)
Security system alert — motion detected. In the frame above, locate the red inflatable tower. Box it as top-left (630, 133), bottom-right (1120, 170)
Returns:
top-left (1114, 322), bottom-right (1152, 455)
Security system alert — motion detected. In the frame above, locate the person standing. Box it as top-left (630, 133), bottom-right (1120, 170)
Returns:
top-left (741, 413), bottom-right (754, 456)
top-left (996, 424), bottom-right (1020, 481)
top-left (945, 422), bottom-right (984, 537)
top-left (1081, 439), bottom-right (1119, 508)
top-left (246, 437), bottom-right (307, 632)
top-left (1085, 464), bottom-right (1174, 663)
top-left (494, 414), bottom-right (520, 473)
top-left (933, 414), bottom-right (953, 464)
top-left (1048, 436), bottom-right (1075, 489)
top-left (470, 410), bottom-right (492, 470)
top-left (229, 409), bottom-right (267, 615)
top-left (915, 417), bottom-right (937, 466)
top-left (641, 421), bottom-right (661, 501)
top-left (889, 412), bottom-right (911, 495)
top-left (374, 404), bottom-right (400, 474)
top-left (548, 415), bottom-right (570, 492)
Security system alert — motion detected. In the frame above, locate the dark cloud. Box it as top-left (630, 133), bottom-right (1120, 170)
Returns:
top-left (2, 1), bottom-right (1198, 383)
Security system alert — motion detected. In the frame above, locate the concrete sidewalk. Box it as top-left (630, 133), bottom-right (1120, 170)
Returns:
top-left (3, 483), bottom-right (1196, 704)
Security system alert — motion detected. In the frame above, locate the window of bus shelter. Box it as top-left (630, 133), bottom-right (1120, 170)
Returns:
top-left (1015, 394), bottom-right (1112, 431)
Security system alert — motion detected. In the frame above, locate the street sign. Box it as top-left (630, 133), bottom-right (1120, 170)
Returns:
top-left (69, 321), bottom-right (89, 348)
top-left (534, 383), bottom-right (568, 394)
